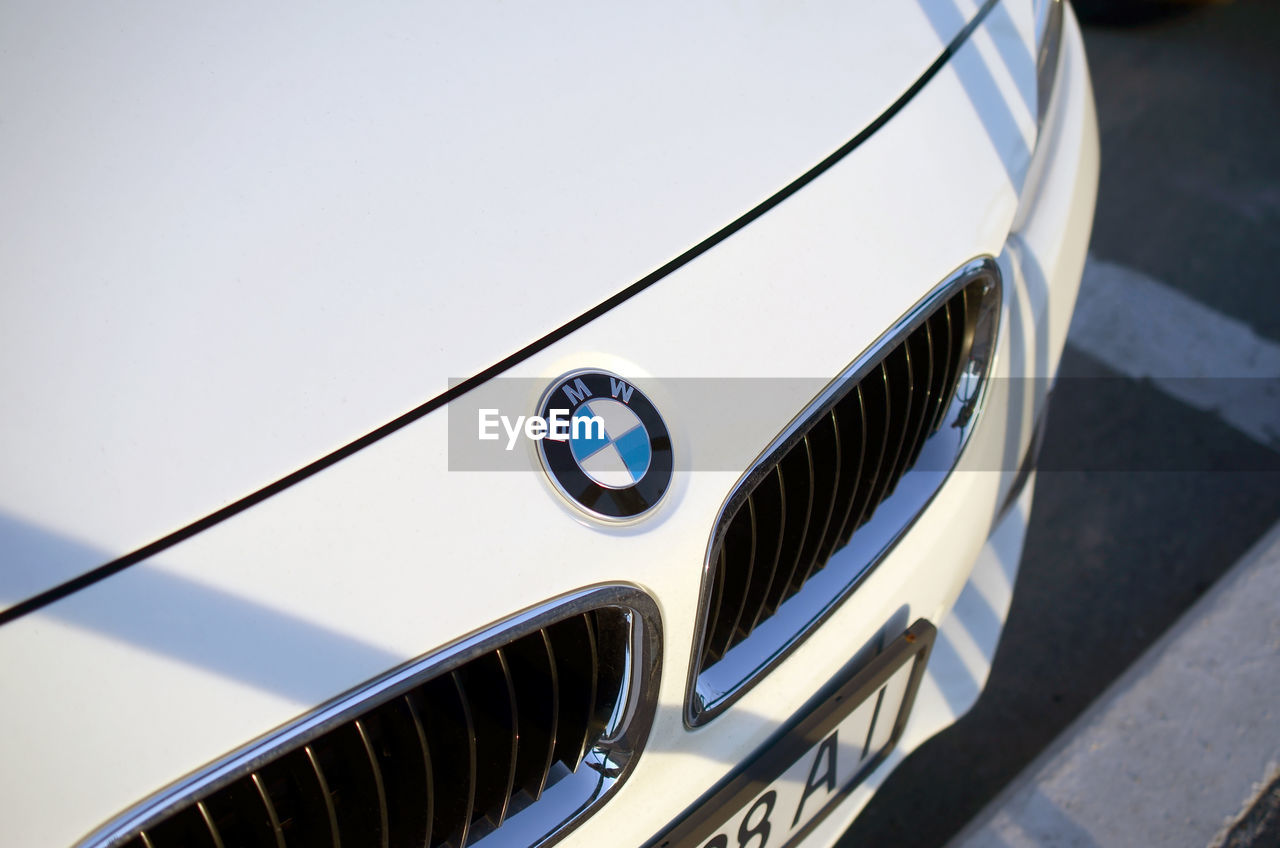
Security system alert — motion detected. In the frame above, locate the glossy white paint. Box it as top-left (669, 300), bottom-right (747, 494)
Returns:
top-left (3, 0), bottom-right (981, 604)
top-left (0, 1), bottom-right (1098, 846)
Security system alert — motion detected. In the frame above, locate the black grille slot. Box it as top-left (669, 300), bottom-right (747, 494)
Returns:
top-left (691, 265), bottom-right (999, 722)
top-left (115, 608), bottom-right (632, 848)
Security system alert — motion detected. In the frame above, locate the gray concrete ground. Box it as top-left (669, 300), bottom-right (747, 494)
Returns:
top-left (947, 520), bottom-right (1280, 848)
top-left (840, 1), bottom-right (1280, 845)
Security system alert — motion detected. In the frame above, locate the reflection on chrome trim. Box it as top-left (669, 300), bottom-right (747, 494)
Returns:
top-left (686, 257), bottom-right (1002, 726)
top-left (79, 584), bottom-right (663, 848)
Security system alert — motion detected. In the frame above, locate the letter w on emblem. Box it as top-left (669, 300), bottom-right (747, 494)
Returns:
top-left (609, 377), bottom-right (634, 403)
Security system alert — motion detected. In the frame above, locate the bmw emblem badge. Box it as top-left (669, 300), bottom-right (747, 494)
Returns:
top-left (537, 370), bottom-right (673, 521)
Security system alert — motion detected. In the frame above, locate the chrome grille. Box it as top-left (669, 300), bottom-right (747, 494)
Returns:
top-left (689, 259), bottom-right (1000, 724)
top-left (89, 587), bottom-right (661, 848)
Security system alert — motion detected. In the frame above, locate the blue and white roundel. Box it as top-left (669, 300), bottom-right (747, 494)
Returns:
top-left (569, 399), bottom-right (652, 489)
top-left (537, 370), bottom-right (673, 521)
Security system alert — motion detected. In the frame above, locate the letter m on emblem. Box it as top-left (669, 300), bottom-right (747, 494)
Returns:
top-left (562, 378), bottom-right (592, 406)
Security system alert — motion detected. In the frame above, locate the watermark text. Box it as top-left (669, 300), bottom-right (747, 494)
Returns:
top-left (478, 409), bottom-right (605, 450)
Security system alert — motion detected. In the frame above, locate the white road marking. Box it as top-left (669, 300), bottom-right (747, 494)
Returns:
top-left (1066, 255), bottom-right (1280, 449)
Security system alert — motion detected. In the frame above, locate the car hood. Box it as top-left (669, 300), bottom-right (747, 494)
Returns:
top-left (0, 1), bottom-right (989, 610)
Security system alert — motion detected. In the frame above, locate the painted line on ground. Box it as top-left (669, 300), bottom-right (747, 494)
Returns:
top-left (1066, 254), bottom-right (1280, 449)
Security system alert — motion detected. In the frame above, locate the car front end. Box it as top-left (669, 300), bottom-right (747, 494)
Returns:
top-left (0, 1), bottom-right (1097, 845)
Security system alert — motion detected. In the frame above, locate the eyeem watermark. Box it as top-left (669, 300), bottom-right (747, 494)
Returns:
top-left (449, 376), bottom-right (1276, 472)
top-left (478, 408), bottom-right (605, 451)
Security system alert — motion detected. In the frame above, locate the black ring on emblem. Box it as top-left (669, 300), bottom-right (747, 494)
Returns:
top-left (537, 370), bottom-right (673, 521)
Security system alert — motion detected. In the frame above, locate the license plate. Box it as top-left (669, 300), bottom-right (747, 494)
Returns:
top-left (649, 620), bottom-right (935, 848)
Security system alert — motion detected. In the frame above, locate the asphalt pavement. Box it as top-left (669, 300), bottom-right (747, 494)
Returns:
top-left (840, 2), bottom-right (1280, 845)
top-left (949, 520), bottom-right (1280, 847)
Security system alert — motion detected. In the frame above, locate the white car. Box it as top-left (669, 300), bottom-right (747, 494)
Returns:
top-left (0, 0), bottom-right (1097, 846)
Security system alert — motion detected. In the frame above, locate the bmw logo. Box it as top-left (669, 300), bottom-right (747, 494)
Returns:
top-left (537, 370), bottom-right (673, 521)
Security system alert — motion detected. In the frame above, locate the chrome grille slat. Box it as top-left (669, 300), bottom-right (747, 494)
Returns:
top-left (925, 311), bottom-right (953, 435)
top-left (304, 745), bottom-right (341, 848)
top-left (418, 678), bottom-right (470, 848)
top-left (456, 654), bottom-right (517, 835)
top-left (444, 671), bottom-right (477, 848)
top-left (874, 345), bottom-right (912, 505)
top-left (248, 773), bottom-right (287, 848)
top-left (937, 297), bottom-right (968, 429)
top-left (902, 324), bottom-right (936, 471)
top-left (793, 418), bottom-right (841, 589)
top-left (402, 694), bottom-right (436, 844)
top-left (961, 285), bottom-right (978, 353)
top-left (536, 630), bottom-right (559, 799)
top-left (535, 630), bottom-right (565, 799)
top-left (326, 723), bottom-right (385, 844)
top-left (145, 806), bottom-right (216, 848)
top-left (774, 441), bottom-right (815, 602)
top-left (929, 301), bottom-right (957, 433)
top-left (726, 496), bottom-right (760, 645)
top-left (688, 261), bottom-right (1001, 724)
top-left (505, 630), bottom-right (558, 801)
top-left (707, 499), bottom-right (755, 660)
top-left (842, 370), bottom-right (891, 548)
top-left (259, 747), bottom-right (336, 847)
top-left (353, 720), bottom-right (391, 848)
top-left (700, 550), bottom-right (728, 667)
top-left (743, 470), bottom-right (787, 634)
top-left (493, 649), bottom-right (519, 828)
top-left (818, 388), bottom-right (867, 565)
top-left (196, 802), bottom-right (225, 848)
top-left (578, 615), bottom-right (602, 766)
top-left (546, 615), bottom-right (596, 771)
top-left (199, 775), bottom-right (275, 848)
top-left (360, 701), bottom-right (429, 848)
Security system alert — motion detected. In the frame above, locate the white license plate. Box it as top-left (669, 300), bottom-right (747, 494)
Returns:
top-left (649, 621), bottom-right (934, 848)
